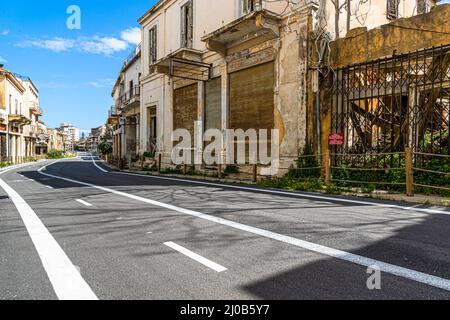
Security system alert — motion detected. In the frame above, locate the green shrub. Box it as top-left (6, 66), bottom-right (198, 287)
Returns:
top-left (98, 142), bottom-right (112, 155)
top-left (143, 151), bottom-right (154, 158)
top-left (224, 165), bottom-right (239, 174)
top-left (46, 149), bottom-right (64, 159)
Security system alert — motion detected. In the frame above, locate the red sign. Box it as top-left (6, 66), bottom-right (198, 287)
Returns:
top-left (329, 133), bottom-right (344, 146)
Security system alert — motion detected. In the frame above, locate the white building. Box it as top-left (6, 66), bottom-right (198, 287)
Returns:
top-left (110, 44), bottom-right (141, 163)
top-left (58, 122), bottom-right (80, 152)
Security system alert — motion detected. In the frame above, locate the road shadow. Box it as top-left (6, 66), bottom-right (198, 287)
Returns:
top-left (241, 212), bottom-right (450, 299)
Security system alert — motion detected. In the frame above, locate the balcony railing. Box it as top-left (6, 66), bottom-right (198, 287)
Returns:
top-left (119, 86), bottom-right (140, 108)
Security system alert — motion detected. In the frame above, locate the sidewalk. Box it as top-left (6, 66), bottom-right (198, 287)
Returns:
top-left (106, 164), bottom-right (450, 208)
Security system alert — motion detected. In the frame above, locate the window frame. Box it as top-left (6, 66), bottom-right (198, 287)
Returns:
top-left (180, 0), bottom-right (194, 49)
top-left (149, 24), bottom-right (158, 65)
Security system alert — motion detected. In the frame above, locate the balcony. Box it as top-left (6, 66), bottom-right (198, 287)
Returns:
top-left (201, 9), bottom-right (281, 56)
top-left (119, 86), bottom-right (140, 110)
top-left (30, 105), bottom-right (43, 116)
top-left (107, 106), bottom-right (120, 125)
top-left (8, 114), bottom-right (31, 126)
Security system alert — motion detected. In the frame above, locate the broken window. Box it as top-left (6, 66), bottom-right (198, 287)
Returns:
top-left (417, 0), bottom-right (430, 14)
top-left (180, 0), bottom-right (193, 49)
top-left (240, 0), bottom-right (262, 16)
top-left (386, 0), bottom-right (400, 20)
top-left (149, 25), bottom-right (157, 64)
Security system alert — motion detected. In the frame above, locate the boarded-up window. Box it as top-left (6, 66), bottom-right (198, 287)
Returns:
top-left (387, 0), bottom-right (400, 20)
top-left (417, 0), bottom-right (429, 14)
top-left (180, 0), bottom-right (193, 48)
top-left (204, 77), bottom-right (222, 131)
top-left (174, 83), bottom-right (198, 143)
top-left (229, 62), bottom-right (274, 131)
top-left (149, 25), bottom-right (157, 64)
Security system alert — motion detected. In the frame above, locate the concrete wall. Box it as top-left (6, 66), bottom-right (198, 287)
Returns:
top-left (329, 3), bottom-right (450, 68)
top-left (322, 0), bottom-right (437, 39)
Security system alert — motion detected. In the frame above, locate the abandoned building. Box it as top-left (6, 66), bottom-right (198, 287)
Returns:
top-left (117, 0), bottom-right (448, 175)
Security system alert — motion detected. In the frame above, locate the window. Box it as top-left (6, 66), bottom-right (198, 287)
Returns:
top-left (129, 80), bottom-right (134, 97)
top-left (417, 0), bottom-right (430, 14)
top-left (240, 0), bottom-right (262, 16)
top-left (387, 0), bottom-right (400, 20)
top-left (149, 25), bottom-right (157, 64)
top-left (180, 0), bottom-right (193, 48)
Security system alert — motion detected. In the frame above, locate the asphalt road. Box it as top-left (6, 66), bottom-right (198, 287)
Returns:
top-left (1, 153), bottom-right (450, 300)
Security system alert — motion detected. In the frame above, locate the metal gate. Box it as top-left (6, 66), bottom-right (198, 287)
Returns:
top-left (331, 44), bottom-right (450, 159)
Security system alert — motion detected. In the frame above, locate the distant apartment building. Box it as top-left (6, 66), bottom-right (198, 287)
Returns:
top-left (109, 44), bottom-right (141, 164)
top-left (57, 122), bottom-right (80, 152)
top-left (87, 125), bottom-right (105, 152)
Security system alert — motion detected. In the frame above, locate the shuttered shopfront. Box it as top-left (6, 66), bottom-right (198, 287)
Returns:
top-left (229, 62), bottom-right (275, 131)
top-left (229, 62), bottom-right (275, 162)
top-left (173, 83), bottom-right (198, 147)
top-left (204, 77), bottom-right (221, 132)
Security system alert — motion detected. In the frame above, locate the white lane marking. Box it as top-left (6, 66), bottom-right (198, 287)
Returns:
top-left (76, 199), bottom-right (93, 207)
top-left (164, 242), bottom-right (227, 273)
top-left (46, 186), bottom-right (53, 189)
top-left (0, 178), bottom-right (98, 300)
top-left (114, 171), bottom-right (450, 215)
top-left (91, 154), bottom-right (108, 173)
top-left (38, 162), bottom-right (450, 292)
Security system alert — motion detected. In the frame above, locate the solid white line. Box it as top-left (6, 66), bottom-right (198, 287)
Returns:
top-left (37, 162), bottom-right (450, 292)
top-left (164, 242), bottom-right (227, 273)
top-left (91, 154), bottom-right (108, 173)
top-left (114, 171), bottom-right (450, 215)
top-left (0, 178), bottom-right (98, 300)
top-left (76, 199), bottom-right (93, 207)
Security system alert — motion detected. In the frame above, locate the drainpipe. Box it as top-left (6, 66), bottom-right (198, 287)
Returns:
top-left (315, 34), bottom-right (329, 164)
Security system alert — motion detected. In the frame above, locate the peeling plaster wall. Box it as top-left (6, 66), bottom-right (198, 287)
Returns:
top-left (329, 4), bottom-right (450, 68)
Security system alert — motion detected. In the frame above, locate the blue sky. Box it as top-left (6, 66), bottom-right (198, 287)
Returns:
top-left (0, 0), bottom-right (157, 134)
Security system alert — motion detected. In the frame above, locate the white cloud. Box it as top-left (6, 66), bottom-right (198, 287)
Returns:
top-left (18, 37), bottom-right (75, 52)
top-left (86, 79), bottom-right (115, 88)
top-left (1, 30), bottom-right (9, 36)
top-left (16, 34), bottom-right (131, 56)
top-left (79, 37), bottom-right (128, 55)
top-left (120, 27), bottom-right (141, 45)
top-left (0, 56), bottom-right (6, 63)
top-left (15, 27), bottom-right (141, 56)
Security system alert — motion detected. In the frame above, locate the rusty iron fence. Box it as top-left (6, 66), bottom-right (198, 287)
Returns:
top-left (330, 44), bottom-right (450, 161)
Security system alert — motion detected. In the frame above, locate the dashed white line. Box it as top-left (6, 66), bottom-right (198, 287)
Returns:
top-left (0, 178), bottom-right (98, 300)
top-left (37, 162), bottom-right (450, 292)
top-left (76, 199), bottom-right (93, 207)
top-left (164, 242), bottom-right (227, 273)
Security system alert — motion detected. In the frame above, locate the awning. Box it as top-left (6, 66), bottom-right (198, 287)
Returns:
top-left (152, 48), bottom-right (212, 82)
top-left (201, 10), bottom-right (281, 55)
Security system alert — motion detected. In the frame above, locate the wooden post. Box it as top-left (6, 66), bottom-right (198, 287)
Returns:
top-left (252, 164), bottom-right (257, 183)
top-left (158, 153), bottom-right (162, 173)
top-left (324, 149), bottom-right (331, 185)
top-left (218, 164), bottom-right (223, 179)
top-left (405, 147), bottom-right (414, 196)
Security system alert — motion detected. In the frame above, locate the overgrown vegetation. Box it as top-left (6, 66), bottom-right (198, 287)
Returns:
top-left (258, 145), bottom-right (324, 192)
top-left (223, 165), bottom-right (239, 175)
top-left (98, 141), bottom-right (112, 155)
top-left (46, 149), bottom-right (64, 159)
